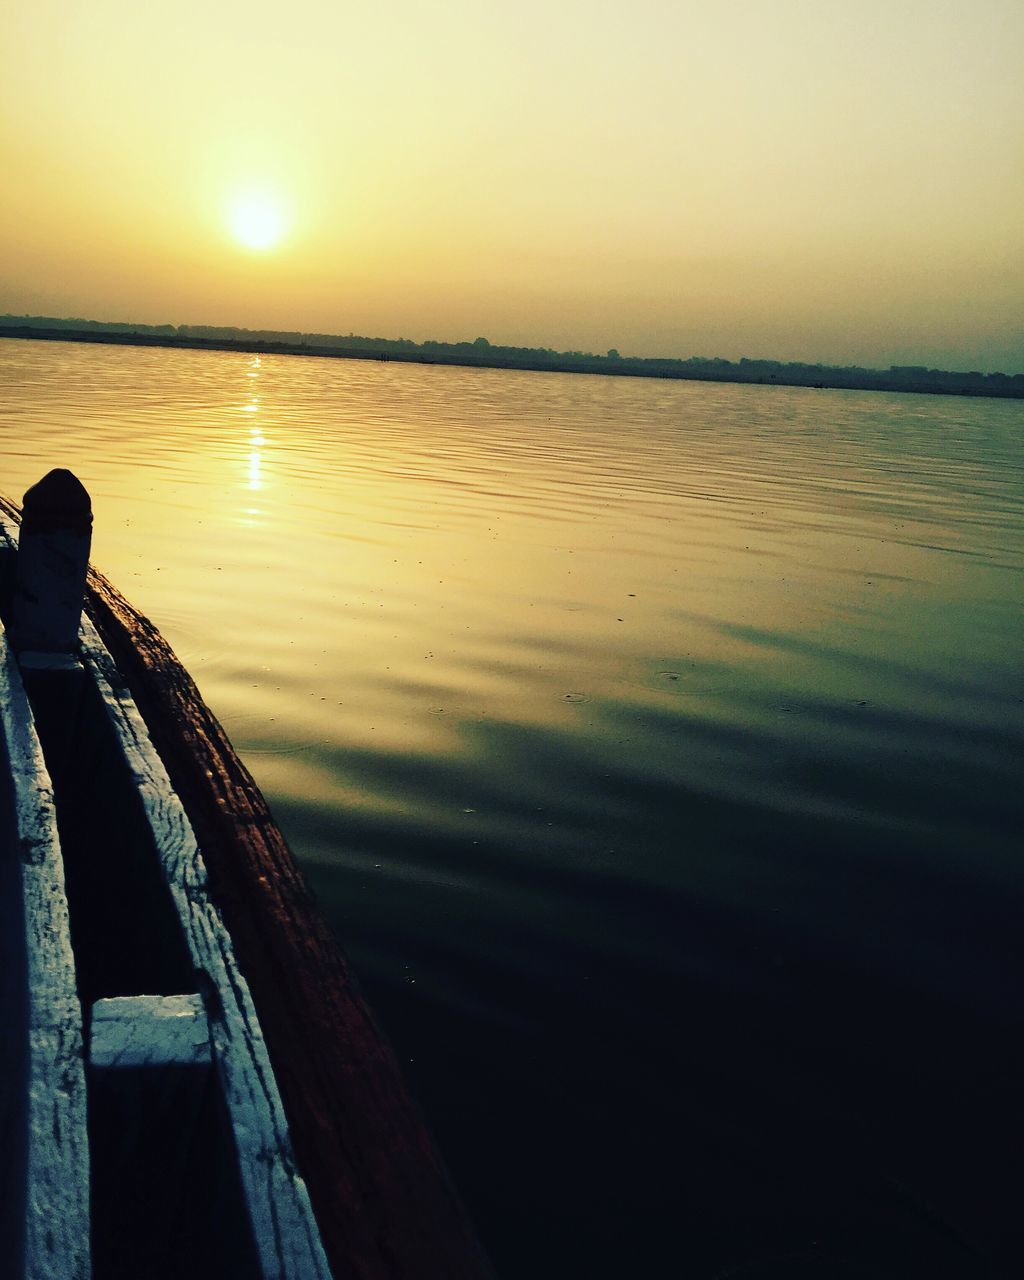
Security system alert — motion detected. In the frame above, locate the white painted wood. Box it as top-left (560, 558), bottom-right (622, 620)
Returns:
top-left (77, 614), bottom-right (332, 1280)
top-left (90, 994), bottom-right (211, 1070)
top-left (0, 624), bottom-right (90, 1280)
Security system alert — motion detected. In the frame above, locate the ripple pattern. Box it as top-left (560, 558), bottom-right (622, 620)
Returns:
top-left (2, 337), bottom-right (1023, 1278)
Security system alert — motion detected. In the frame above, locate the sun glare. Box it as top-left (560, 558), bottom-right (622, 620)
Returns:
top-left (229, 192), bottom-right (286, 251)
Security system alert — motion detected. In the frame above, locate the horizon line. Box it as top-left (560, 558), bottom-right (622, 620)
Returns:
top-left (2, 313), bottom-right (1022, 398)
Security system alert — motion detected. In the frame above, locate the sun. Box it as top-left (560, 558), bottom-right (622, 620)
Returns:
top-left (228, 191), bottom-right (287, 251)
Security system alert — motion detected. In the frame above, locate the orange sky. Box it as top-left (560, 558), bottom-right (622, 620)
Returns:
top-left (1, 0), bottom-right (1021, 370)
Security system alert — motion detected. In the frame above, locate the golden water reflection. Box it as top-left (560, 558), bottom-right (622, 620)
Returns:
top-left (1, 339), bottom-right (1020, 786)
top-left (247, 444), bottom-right (263, 490)
top-left (244, 358), bottom-right (265, 491)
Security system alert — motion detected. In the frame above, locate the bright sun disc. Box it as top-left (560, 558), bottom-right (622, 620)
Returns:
top-left (229, 193), bottom-right (285, 250)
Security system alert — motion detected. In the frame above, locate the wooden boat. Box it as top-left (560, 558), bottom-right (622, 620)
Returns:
top-left (0, 472), bottom-right (494, 1280)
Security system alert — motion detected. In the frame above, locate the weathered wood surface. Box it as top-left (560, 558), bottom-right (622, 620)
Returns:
top-left (79, 606), bottom-right (331, 1280)
top-left (0, 624), bottom-right (90, 1280)
top-left (90, 994), bottom-right (212, 1069)
top-left (0, 493), bottom-right (494, 1280)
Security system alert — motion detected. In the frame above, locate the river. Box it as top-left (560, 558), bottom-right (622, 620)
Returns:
top-left (2, 336), bottom-right (1022, 1278)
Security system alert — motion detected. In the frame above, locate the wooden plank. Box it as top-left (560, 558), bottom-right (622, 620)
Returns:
top-left (90, 994), bottom-right (211, 1069)
top-left (0, 623), bottom-right (90, 1280)
top-left (77, 612), bottom-right (332, 1280)
top-left (86, 993), bottom-right (238, 1280)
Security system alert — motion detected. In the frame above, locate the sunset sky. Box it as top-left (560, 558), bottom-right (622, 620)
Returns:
top-left (1, 0), bottom-right (1021, 370)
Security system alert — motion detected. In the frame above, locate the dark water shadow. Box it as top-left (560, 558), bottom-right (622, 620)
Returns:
top-left (273, 708), bottom-right (1024, 1280)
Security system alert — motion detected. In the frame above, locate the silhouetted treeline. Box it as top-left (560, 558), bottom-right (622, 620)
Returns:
top-left (2, 314), bottom-right (1022, 399)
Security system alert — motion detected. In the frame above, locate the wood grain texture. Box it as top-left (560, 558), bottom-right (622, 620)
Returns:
top-left (0, 625), bottom-right (90, 1280)
top-left (78, 614), bottom-right (331, 1280)
top-left (89, 995), bottom-right (211, 1071)
top-left (0, 493), bottom-right (495, 1280)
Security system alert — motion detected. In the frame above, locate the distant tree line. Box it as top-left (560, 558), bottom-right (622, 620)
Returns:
top-left (2, 314), bottom-right (1021, 398)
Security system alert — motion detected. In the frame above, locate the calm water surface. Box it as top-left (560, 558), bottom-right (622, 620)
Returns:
top-left (2, 337), bottom-right (1022, 1278)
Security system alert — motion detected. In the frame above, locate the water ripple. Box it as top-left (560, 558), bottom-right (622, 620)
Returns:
top-left (3, 336), bottom-right (1023, 1278)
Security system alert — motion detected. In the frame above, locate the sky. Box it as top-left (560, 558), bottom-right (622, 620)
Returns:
top-left (1, 0), bottom-right (1021, 371)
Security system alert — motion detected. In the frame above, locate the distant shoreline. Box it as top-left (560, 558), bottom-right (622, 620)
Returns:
top-left (2, 323), bottom-right (1021, 400)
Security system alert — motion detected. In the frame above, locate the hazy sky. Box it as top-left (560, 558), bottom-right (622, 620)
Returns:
top-left (2, 0), bottom-right (1021, 370)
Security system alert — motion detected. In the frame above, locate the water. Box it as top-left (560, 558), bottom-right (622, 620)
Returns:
top-left (2, 336), bottom-right (1022, 1277)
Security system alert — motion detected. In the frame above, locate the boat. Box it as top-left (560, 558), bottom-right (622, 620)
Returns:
top-left (0, 471), bottom-right (494, 1280)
